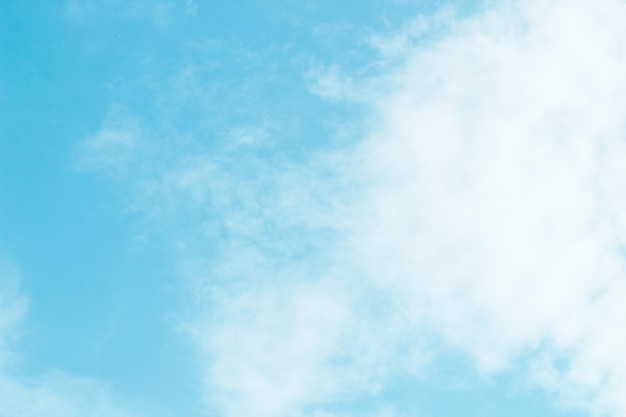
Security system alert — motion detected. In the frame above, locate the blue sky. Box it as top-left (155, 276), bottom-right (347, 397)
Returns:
top-left (2, 0), bottom-right (626, 416)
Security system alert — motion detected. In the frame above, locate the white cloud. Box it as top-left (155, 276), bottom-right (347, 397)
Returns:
top-left (346, 0), bottom-right (626, 414)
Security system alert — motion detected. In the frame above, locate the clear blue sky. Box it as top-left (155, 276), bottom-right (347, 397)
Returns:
top-left (1, 1), bottom-right (625, 417)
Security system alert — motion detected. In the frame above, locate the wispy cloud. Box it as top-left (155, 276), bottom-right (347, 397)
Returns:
top-left (0, 260), bottom-right (28, 369)
top-left (185, 0), bottom-right (198, 17)
top-left (72, 105), bottom-right (143, 176)
top-left (0, 371), bottom-right (142, 417)
top-left (192, 282), bottom-right (355, 417)
top-left (306, 64), bottom-right (356, 101)
top-left (0, 259), bottom-right (148, 417)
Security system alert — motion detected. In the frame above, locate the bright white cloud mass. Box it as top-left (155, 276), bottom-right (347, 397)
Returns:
top-left (183, 1), bottom-right (626, 415)
top-left (352, 0), bottom-right (626, 414)
top-left (3, 0), bottom-right (626, 416)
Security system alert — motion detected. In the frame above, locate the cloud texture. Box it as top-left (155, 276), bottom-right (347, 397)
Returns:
top-left (74, 0), bottom-right (626, 416)
top-left (350, 0), bottom-right (626, 414)
top-left (201, 0), bottom-right (626, 414)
